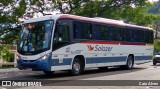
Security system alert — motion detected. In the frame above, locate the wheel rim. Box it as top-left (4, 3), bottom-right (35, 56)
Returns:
top-left (128, 58), bottom-right (133, 68)
top-left (73, 62), bottom-right (80, 72)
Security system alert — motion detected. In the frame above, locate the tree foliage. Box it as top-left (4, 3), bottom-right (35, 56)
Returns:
top-left (0, 0), bottom-right (26, 44)
top-left (51, 0), bottom-right (160, 26)
top-left (0, 0), bottom-right (159, 25)
top-left (154, 39), bottom-right (160, 53)
top-left (0, 45), bottom-right (13, 62)
top-left (18, 0), bottom-right (159, 26)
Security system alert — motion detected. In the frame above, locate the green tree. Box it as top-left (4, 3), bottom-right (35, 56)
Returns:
top-left (0, 0), bottom-right (26, 44)
top-left (0, 0), bottom-right (26, 61)
top-left (52, 0), bottom-right (158, 26)
top-left (154, 39), bottom-right (160, 53)
top-left (0, 45), bottom-right (13, 62)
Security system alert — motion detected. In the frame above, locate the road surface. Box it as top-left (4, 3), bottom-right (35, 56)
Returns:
top-left (0, 62), bottom-right (160, 89)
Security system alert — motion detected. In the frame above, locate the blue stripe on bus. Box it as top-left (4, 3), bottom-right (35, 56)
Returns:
top-left (51, 56), bottom-right (152, 66)
top-left (135, 56), bottom-right (152, 61)
top-left (86, 56), bottom-right (127, 64)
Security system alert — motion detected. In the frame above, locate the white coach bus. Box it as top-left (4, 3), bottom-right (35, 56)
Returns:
top-left (17, 14), bottom-right (153, 75)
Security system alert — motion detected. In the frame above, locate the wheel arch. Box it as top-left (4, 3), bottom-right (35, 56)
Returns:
top-left (71, 55), bottom-right (86, 70)
top-left (127, 54), bottom-right (135, 64)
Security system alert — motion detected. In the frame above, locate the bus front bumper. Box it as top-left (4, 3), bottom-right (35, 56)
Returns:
top-left (17, 59), bottom-right (50, 71)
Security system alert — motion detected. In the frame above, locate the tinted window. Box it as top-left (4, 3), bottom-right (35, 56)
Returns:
top-left (145, 30), bottom-right (153, 43)
top-left (110, 26), bottom-right (123, 41)
top-left (132, 30), bottom-right (138, 42)
top-left (124, 28), bottom-right (132, 42)
top-left (132, 29), bottom-right (144, 42)
top-left (58, 25), bottom-right (69, 41)
top-left (139, 30), bottom-right (144, 42)
top-left (74, 21), bottom-right (91, 39)
top-left (92, 24), bottom-right (109, 40)
top-left (133, 29), bottom-right (142, 42)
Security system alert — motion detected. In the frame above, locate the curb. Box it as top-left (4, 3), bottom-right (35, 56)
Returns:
top-left (0, 68), bottom-right (20, 73)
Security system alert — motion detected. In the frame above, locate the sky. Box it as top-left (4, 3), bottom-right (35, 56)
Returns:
top-left (149, 0), bottom-right (159, 3)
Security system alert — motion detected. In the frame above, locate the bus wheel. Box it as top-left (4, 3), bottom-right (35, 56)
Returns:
top-left (43, 71), bottom-right (54, 75)
top-left (126, 56), bottom-right (134, 70)
top-left (69, 58), bottom-right (82, 75)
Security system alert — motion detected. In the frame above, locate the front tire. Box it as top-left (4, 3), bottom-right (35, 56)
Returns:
top-left (69, 58), bottom-right (83, 75)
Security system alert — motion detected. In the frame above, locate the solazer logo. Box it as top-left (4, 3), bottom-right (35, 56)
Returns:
top-left (87, 45), bottom-right (94, 51)
top-left (87, 45), bottom-right (113, 52)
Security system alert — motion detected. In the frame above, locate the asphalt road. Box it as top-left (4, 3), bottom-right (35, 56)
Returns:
top-left (0, 62), bottom-right (160, 89)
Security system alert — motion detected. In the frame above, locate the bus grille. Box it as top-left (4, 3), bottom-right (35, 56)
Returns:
top-left (23, 60), bottom-right (35, 62)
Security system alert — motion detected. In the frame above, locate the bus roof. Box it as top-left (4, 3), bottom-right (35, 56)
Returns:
top-left (59, 14), bottom-right (125, 26)
top-left (24, 14), bottom-right (152, 30)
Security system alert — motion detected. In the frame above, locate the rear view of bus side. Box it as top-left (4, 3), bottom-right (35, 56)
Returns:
top-left (17, 14), bottom-right (154, 75)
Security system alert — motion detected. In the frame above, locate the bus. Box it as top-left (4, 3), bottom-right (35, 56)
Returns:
top-left (16, 14), bottom-right (154, 75)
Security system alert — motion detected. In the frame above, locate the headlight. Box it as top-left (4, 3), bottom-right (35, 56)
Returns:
top-left (39, 54), bottom-right (50, 61)
top-left (16, 55), bottom-right (21, 60)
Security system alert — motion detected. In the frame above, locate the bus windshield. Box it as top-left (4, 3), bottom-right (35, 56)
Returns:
top-left (18, 20), bottom-right (53, 55)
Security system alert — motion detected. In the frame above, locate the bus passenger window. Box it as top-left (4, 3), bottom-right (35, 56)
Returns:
top-left (145, 31), bottom-right (153, 43)
top-left (110, 27), bottom-right (123, 41)
top-left (132, 29), bottom-right (144, 42)
top-left (124, 28), bottom-right (132, 42)
top-left (74, 21), bottom-right (91, 39)
top-left (92, 24), bottom-right (109, 40)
